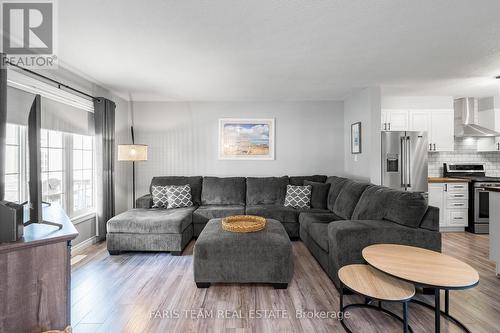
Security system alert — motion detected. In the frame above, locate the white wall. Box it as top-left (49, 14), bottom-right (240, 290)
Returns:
top-left (343, 87), bottom-right (381, 183)
top-left (132, 101), bottom-right (344, 196)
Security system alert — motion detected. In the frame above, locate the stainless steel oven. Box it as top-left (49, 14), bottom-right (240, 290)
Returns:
top-left (474, 183), bottom-right (493, 223)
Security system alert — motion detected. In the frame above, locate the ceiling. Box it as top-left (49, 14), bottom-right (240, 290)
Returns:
top-left (58, 0), bottom-right (500, 101)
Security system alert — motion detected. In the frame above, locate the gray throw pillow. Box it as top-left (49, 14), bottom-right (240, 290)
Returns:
top-left (284, 185), bottom-right (312, 209)
top-left (304, 180), bottom-right (331, 209)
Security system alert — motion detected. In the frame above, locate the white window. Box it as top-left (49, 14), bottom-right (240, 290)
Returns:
top-left (4, 124), bottom-right (95, 219)
top-left (4, 124), bottom-right (26, 202)
top-left (41, 129), bottom-right (65, 207)
top-left (71, 134), bottom-right (94, 216)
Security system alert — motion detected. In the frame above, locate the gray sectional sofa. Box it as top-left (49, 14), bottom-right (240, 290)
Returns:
top-left (106, 174), bottom-right (441, 289)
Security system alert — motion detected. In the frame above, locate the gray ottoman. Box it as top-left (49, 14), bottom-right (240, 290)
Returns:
top-left (193, 218), bottom-right (294, 289)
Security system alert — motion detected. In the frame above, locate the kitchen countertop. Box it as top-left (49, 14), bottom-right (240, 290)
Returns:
top-left (428, 177), bottom-right (471, 183)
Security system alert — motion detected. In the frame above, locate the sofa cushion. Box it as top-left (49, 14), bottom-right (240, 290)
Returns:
top-left (385, 191), bottom-right (428, 228)
top-left (150, 176), bottom-right (203, 206)
top-left (201, 177), bottom-right (246, 205)
top-left (246, 205), bottom-right (300, 223)
top-left (304, 180), bottom-right (331, 209)
top-left (299, 212), bottom-right (343, 233)
top-left (193, 205), bottom-right (245, 224)
top-left (325, 176), bottom-right (349, 211)
top-left (246, 205), bottom-right (329, 224)
top-left (351, 185), bottom-right (392, 220)
top-left (246, 176), bottom-right (289, 205)
top-left (107, 207), bottom-right (196, 234)
top-left (284, 185), bottom-right (312, 209)
top-left (308, 222), bottom-right (330, 252)
top-left (332, 181), bottom-right (370, 219)
top-left (289, 175), bottom-right (327, 185)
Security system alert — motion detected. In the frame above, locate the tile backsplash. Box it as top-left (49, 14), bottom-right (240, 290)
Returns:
top-left (428, 138), bottom-right (500, 177)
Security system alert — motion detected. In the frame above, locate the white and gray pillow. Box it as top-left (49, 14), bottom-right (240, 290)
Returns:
top-left (151, 185), bottom-right (169, 208)
top-left (165, 184), bottom-right (193, 208)
top-left (151, 184), bottom-right (193, 209)
top-left (284, 184), bottom-right (312, 209)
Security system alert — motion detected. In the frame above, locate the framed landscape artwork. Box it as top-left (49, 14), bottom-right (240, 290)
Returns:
top-left (351, 122), bottom-right (362, 154)
top-left (219, 118), bottom-right (275, 160)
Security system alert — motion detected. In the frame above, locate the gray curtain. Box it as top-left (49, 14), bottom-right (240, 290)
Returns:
top-left (94, 97), bottom-right (115, 240)
top-left (0, 54), bottom-right (6, 201)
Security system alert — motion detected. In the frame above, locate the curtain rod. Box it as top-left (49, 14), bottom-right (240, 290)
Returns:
top-left (6, 61), bottom-right (98, 101)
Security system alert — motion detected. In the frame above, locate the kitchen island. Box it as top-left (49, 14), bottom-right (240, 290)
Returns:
top-left (487, 187), bottom-right (500, 275)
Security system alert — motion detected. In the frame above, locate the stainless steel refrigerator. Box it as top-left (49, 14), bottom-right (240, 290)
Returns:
top-left (381, 131), bottom-right (428, 192)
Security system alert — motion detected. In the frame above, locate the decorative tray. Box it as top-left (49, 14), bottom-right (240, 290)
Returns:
top-left (221, 215), bottom-right (266, 233)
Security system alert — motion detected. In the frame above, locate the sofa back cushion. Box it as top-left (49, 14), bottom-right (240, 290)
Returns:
top-left (304, 180), bottom-right (331, 209)
top-left (332, 180), bottom-right (370, 219)
top-left (246, 176), bottom-right (289, 205)
top-left (385, 191), bottom-right (428, 228)
top-left (150, 176), bottom-right (203, 206)
top-left (289, 175), bottom-right (327, 185)
top-left (201, 177), bottom-right (246, 205)
top-left (351, 185), bottom-right (392, 220)
top-left (325, 176), bottom-right (349, 211)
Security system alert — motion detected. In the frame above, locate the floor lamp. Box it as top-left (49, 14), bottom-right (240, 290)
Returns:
top-left (118, 127), bottom-right (148, 208)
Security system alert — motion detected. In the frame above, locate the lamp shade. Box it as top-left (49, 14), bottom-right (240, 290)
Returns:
top-left (117, 144), bottom-right (148, 161)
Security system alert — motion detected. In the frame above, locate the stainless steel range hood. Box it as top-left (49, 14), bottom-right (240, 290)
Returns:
top-left (454, 97), bottom-right (500, 137)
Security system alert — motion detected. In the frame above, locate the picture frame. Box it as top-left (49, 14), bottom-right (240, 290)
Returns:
top-left (218, 118), bottom-right (275, 160)
top-left (351, 122), bottom-right (362, 154)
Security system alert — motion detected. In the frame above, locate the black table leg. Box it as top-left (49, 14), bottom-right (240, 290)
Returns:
top-left (340, 283), bottom-right (344, 315)
top-left (445, 290), bottom-right (449, 315)
top-left (403, 301), bottom-right (409, 333)
top-left (435, 289), bottom-right (441, 333)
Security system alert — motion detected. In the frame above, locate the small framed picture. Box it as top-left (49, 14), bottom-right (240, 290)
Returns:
top-left (351, 122), bottom-right (361, 154)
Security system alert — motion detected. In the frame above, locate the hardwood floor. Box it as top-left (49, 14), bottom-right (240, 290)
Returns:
top-left (71, 233), bottom-right (500, 332)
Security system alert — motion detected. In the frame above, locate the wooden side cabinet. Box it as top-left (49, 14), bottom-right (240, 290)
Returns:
top-left (0, 204), bottom-right (78, 333)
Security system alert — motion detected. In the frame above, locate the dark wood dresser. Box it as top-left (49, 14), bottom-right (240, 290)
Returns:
top-left (0, 204), bottom-right (78, 332)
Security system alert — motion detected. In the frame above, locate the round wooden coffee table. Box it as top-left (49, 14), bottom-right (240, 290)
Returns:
top-left (338, 264), bottom-right (415, 333)
top-left (363, 244), bottom-right (479, 333)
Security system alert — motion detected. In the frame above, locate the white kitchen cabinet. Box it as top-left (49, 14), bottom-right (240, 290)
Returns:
top-left (428, 183), bottom-right (446, 227)
top-left (406, 109), bottom-right (455, 151)
top-left (428, 182), bottom-right (468, 231)
top-left (477, 137), bottom-right (500, 152)
top-left (430, 110), bottom-right (454, 151)
top-left (382, 110), bottom-right (409, 131)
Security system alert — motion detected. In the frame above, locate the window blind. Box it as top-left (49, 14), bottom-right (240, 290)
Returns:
top-left (6, 70), bottom-right (95, 136)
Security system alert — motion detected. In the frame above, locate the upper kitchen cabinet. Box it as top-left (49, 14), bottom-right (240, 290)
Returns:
top-left (381, 96), bottom-right (455, 151)
top-left (429, 110), bottom-right (454, 151)
top-left (382, 110), bottom-right (409, 131)
top-left (382, 108), bottom-right (454, 151)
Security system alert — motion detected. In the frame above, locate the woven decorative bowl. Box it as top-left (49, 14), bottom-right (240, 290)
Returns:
top-left (221, 215), bottom-right (267, 233)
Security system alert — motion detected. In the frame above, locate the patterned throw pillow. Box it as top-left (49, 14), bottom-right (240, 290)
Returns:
top-left (166, 184), bottom-right (193, 208)
top-left (284, 185), bottom-right (312, 209)
top-left (151, 185), bottom-right (169, 208)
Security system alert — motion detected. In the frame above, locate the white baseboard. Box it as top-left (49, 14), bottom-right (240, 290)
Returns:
top-left (72, 236), bottom-right (98, 255)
